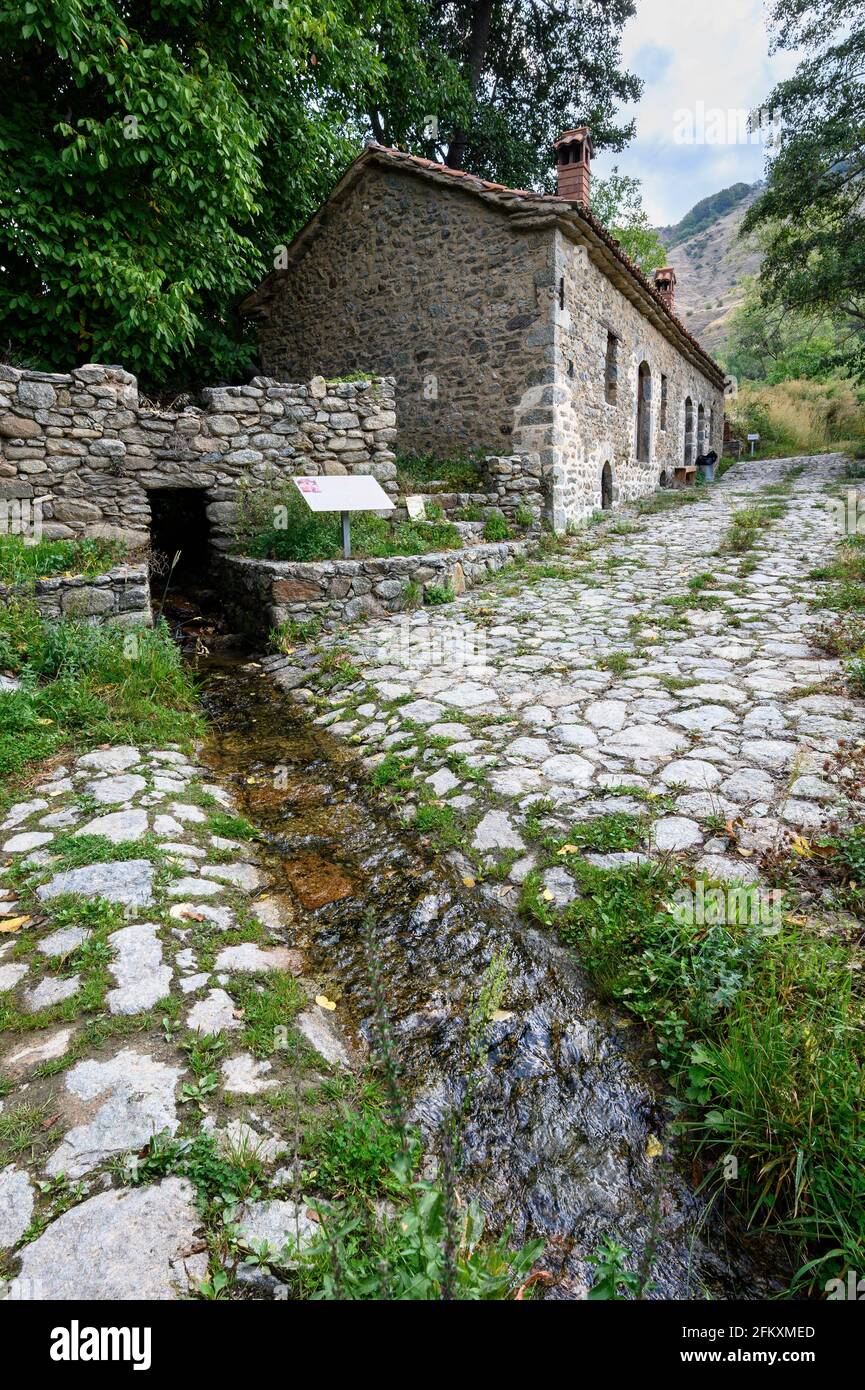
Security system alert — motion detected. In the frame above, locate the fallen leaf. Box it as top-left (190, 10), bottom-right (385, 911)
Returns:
top-left (36, 717), bottom-right (54, 726)
top-left (41, 1112), bottom-right (61, 1132)
top-left (491, 1009), bottom-right (514, 1022)
top-left (462, 875), bottom-right (476, 887)
top-left (315, 994), bottom-right (337, 1011)
top-left (541, 888), bottom-right (554, 901)
top-left (646, 1134), bottom-right (664, 1161)
top-left (737, 848), bottom-right (754, 857)
top-left (305, 1208), bottom-right (321, 1224)
top-left (0, 915), bottom-right (30, 933)
top-left (557, 844), bottom-right (580, 855)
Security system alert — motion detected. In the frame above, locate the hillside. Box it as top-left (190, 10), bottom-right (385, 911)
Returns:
top-left (654, 183), bottom-right (764, 355)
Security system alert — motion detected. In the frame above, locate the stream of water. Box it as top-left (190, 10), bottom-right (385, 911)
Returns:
top-left (178, 624), bottom-right (779, 1301)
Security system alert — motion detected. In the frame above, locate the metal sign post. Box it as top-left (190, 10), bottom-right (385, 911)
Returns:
top-left (291, 475), bottom-right (395, 560)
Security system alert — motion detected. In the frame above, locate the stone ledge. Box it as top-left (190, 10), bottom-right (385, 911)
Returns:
top-left (217, 540), bottom-right (534, 636)
top-left (0, 563), bottom-right (152, 627)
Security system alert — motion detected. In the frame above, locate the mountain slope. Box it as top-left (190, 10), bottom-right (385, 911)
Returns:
top-left (654, 183), bottom-right (764, 356)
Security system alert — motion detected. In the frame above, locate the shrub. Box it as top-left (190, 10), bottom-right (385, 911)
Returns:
top-left (424, 583), bottom-right (455, 605)
top-left (0, 606), bottom-right (201, 780)
top-left (0, 535), bottom-right (126, 586)
top-left (231, 476), bottom-right (463, 561)
top-left (482, 514), bottom-right (511, 542)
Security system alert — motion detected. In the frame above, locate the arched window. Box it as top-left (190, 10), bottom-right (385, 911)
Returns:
top-left (697, 403), bottom-right (706, 456)
top-left (601, 461), bottom-right (613, 509)
top-left (636, 361), bottom-right (652, 462)
top-left (684, 396), bottom-right (694, 466)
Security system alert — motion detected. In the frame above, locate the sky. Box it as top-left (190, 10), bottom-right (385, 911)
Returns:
top-left (591, 0), bottom-right (804, 227)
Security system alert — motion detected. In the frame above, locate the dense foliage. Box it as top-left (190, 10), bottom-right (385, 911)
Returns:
top-left (592, 168), bottom-right (667, 272)
top-left (0, 1), bottom-right (641, 389)
top-left (743, 0), bottom-right (865, 377)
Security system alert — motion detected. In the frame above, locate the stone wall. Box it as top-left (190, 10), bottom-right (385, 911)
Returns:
top-left (0, 365), bottom-right (397, 550)
top-left (0, 564), bottom-right (152, 627)
top-left (217, 541), bottom-right (532, 638)
top-left (249, 159), bottom-right (725, 532)
top-left (540, 231), bottom-right (726, 529)
top-left (251, 165), bottom-right (552, 459)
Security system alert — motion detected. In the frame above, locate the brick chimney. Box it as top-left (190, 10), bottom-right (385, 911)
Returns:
top-left (653, 266), bottom-right (677, 312)
top-left (554, 127), bottom-right (593, 205)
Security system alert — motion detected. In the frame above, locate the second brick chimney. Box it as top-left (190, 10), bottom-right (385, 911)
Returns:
top-left (653, 266), bottom-right (677, 313)
top-left (555, 128), bottom-right (593, 205)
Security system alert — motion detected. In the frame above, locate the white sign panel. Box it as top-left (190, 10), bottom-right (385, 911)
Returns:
top-left (405, 494), bottom-right (427, 521)
top-left (747, 433), bottom-right (760, 441)
top-left (291, 475), bottom-right (394, 513)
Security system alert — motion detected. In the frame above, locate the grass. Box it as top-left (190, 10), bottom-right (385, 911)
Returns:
top-left (717, 502), bottom-right (786, 555)
top-left (231, 480), bottom-right (463, 562)
top-left (0, 1099), bottom-right (62, 1166)
top-left (0, 599), bottom-right (202, 783)
top-left (394, 450), bottom-right (484, 493)
top-left (726, 379), bottom-right (865, 459)
top-left (519, 852), bottom-right (865, 1294)
top-left (0, 535), bottom-right (126, 587)
top-left (810, 535), bottom-right (865, 685)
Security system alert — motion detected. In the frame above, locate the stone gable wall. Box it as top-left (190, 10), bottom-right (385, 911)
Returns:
top-left (0, 364), bottom-right (397, 550)
top-left (252, 166), bottom-right (552, 459)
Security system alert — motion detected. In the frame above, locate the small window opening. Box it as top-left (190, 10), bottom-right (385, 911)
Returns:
top-left (604, 331), bottom-right (618, 405)
top-left (660, 374), bottom-right (668, 431)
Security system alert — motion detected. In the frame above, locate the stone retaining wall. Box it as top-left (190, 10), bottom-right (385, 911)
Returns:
top-left (217, 540), bottom-right (532, 638)
top-left (0, 364), bottom-right (397, 551)
top-left (0, 563), bottom-right (152, 627)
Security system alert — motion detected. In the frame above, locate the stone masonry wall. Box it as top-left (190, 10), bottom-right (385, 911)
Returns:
top-left (522, 231), bottom-right (726, 529)
top-left (0, 564), bottom-right (152, 627)
top-left (253, 165), bottom-right (552, 459)
top-left (217, 540), bottom-right (532, 638)
top-left (251, 162), bottom-right (725, 532)
top-left (0, 365), bottom-right (397, 551)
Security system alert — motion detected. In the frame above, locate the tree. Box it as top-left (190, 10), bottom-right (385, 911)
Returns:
top-left (366, 0), bottom-right (642, 191)
top-left (591, 167), bottom-right (667, 273)
top-left (0, 0), bottom-right (391, 389)
top-left (722, 278), bottom-right (848, 384)
top-left (742, 0), bottom-right (865, 375)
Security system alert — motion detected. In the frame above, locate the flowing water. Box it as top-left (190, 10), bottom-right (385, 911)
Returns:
top-left (178, 630), bottom-right (779, 1301)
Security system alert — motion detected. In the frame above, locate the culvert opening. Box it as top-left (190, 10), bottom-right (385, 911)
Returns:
top-left (148, 488), bottom-right (211, 585)
top-left (147, 488), bottom-right (228, 649)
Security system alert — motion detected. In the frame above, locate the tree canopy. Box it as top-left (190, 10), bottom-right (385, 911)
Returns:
top-left (742, 0), bottom-right (865, 376)
top-left (367, 0), bottom-right (641, 190)
top-left (0, 0), bottom-right (642, 389)
top-left (591, 167), bottom-right (667, 273)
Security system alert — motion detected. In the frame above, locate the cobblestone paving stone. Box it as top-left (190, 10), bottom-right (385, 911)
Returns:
top-left (280, 455), bottom-right (863, 892)
top-left (0, 745), bottom-right (349, 1299)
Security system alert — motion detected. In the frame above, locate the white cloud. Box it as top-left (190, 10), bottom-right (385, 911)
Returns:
top-left (592, 0), bottom-right (803, 224)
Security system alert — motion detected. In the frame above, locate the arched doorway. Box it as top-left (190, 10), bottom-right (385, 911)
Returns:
top-left (601, 461), bottom-right (613, 509)
top-left (684, 397), bottom-right (694, 466)
top-left (636, 361), bottom-right (652, 461)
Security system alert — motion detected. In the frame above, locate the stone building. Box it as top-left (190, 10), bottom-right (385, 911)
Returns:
top-left (242, 131), bottom-right (726, 530)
